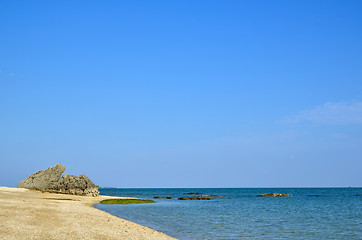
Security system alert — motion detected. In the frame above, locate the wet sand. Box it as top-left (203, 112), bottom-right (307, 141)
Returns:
top-left (0, 186), bottom-right (177, 240)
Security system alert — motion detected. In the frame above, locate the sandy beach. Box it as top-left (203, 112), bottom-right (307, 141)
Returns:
top-left (0, 186), bottom-right (177, 240)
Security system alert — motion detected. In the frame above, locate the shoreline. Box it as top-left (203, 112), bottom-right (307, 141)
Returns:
top-left (0, 186), bottom-right (177, 240)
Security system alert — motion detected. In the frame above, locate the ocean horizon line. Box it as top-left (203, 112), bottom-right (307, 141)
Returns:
top-left (98, 186), bottom-right (362, 189)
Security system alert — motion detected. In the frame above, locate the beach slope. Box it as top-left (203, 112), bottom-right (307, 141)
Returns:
top-left (0, 186), bottom-right (176, 240)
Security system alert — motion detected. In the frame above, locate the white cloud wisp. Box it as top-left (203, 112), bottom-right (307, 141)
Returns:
top-left (283, 101), bottom-right (362, 125)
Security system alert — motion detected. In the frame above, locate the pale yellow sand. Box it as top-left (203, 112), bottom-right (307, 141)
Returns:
top-left (0, 187), bottom-right (177, 240)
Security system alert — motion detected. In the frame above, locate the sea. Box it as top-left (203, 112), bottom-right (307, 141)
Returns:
top-left (95, 188), bottom-right (362, 240)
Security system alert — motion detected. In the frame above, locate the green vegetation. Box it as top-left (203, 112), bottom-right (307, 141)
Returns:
top-left (100, 199), bottom-right (156, 204)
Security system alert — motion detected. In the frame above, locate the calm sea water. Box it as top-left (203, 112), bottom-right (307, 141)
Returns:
top-left (95, 188), bottom-right (362, 240)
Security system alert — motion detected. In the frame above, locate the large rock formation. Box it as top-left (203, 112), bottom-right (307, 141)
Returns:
top-left (18, 164), bottom-right (99, 197)
top-left (17, 163), bottom-right (65, 191)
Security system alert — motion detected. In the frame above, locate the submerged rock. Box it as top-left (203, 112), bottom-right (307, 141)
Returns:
top-left (178, 197), bottom-right (213, 200)
top-left (18, 163), bottom-right (99, 197)
top-left (202, 194), bottom-right (225, 197)
top-left (154, 196), bottom-right (173, 199)
top-left (256, 193), bottom-right (293, 197)
top-left (183, 192), bottom-right (203, 195)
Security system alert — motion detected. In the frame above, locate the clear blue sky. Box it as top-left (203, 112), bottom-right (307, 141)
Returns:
top-left (1, 1), bottom-right (361, 187)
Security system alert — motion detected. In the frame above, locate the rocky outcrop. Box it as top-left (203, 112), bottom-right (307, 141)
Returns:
top-left (183, 192), bottom-right (203, 195)
top-left (178, 197), bottom-right (213, 200)
top-left (17, 163), bottom-right (65, 191)
top-left (256, 193), bottom-right (293, 197)
top-left (154, 196), bottom-right (173, 199)
top-left (47, 174), bottom-right (99, 197)
top-left (18, 164), bottom-right (99, 197)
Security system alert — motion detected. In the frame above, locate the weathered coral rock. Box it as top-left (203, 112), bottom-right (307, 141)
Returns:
top-left (47, 174), bottom-right (99, 197)
top-left (18, 163), bottom-right (99, 197)
top-left (178, 197), bottom-right (213, 200)
top-left (256, 193), bottom-right (293, 197)
top-left (17, 163), bottom-right (65, 191)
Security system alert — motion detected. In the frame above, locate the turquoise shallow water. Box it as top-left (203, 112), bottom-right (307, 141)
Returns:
top-left (95, 188), bottom-right (362, 239)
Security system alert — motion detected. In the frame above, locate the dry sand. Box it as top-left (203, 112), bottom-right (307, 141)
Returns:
top-left (0, 186), bottom-right (177, 240)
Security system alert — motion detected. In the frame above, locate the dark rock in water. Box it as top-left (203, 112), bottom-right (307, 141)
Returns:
top-left (154, 196), bottom-right (173, 199)
top-left (202, 194), bottom-right (225, 197)
top-left (17, 163), bottom-right (99, 197)
top-left (257, 193), bottom-right (293, 197)
top-left (178, 197), bottom-right (213, 200)
top-left (355, 194), bottom-right (362, 196)
top-left (183, 192), bottom-right (203, 195)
